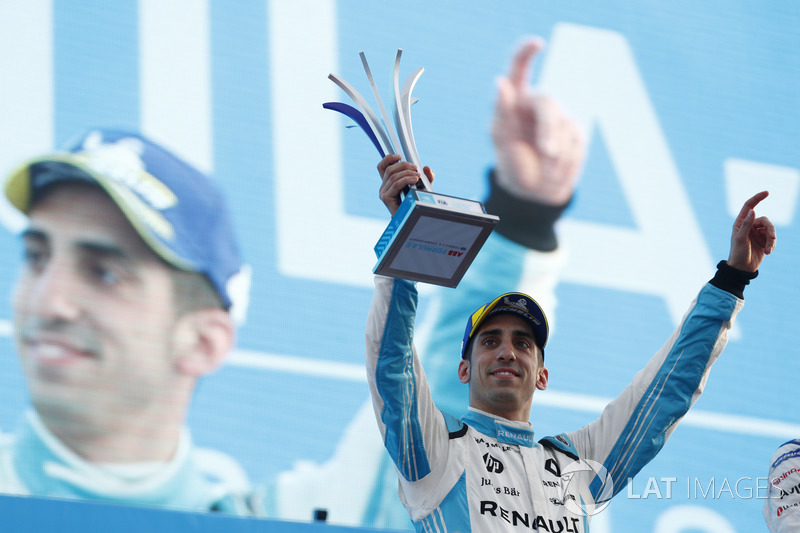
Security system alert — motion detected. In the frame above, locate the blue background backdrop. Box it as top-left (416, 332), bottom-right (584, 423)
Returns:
top-left (0, 1), bottom-right (797, 531)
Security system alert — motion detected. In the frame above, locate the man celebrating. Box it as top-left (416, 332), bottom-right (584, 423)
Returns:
top-left (366, 178), bottom-right (775, 530)
top-left (272, 37), bottom-right (585, 528)
top-left (764, 439), bottom-right (800, 532)
top-left (0, 129), bottom-right (251, 511)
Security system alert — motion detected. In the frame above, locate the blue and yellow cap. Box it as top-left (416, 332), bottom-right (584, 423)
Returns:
top-left (4, 129), bottom-right (245, 312)
top-left (460, 292), bottom-right (549, 359)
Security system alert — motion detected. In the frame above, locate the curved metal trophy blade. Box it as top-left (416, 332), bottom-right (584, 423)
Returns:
top-left (322, 102), bottom-right (386, 157)
top-left (393, 51), bottom-right (432, 191)
top-left (399, 67), bottom-right (426, 186)
top-left (360, 51), bottom-right (402, 156)
top-left (328, 73), bottom-right (395, 156)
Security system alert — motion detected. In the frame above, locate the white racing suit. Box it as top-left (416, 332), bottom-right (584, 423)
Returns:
top-left (764, 439), bottom-right (800, 532)
top-left (366, 274), bottom-right (742, 532)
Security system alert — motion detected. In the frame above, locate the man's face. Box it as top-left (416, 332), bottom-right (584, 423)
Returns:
top-left (458, 313), bottom-right (548, 422)
top-left (13, 183), bottom-right (183, 422)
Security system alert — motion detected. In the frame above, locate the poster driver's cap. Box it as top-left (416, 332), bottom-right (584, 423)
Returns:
top-left (4, 129), bottom-right (245, 311)
top-left (461, 292), bottom-right (549, 359)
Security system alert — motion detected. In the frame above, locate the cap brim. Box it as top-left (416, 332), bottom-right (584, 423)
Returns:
top-left (5, 154), bottom-right (194, 271)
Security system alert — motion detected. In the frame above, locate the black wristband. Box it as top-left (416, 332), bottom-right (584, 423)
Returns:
top-left (709, 260), bottom-right (758, 299)
top-left (483, 169), bottom-right (571, 252)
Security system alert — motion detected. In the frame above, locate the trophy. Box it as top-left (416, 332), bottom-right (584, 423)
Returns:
top-left (324, 50), bottom-right (498, 288)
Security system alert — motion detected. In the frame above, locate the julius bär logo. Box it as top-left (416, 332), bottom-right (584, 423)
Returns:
top-left (483, 453), bottom-right (504, 474)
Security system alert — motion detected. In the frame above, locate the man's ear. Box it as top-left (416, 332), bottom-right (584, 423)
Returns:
top-left (458, 359), bottom-right (471, 384)
top-left (536, 367), bottom-right (549, 391)
top-left (173, 309), bottom-right (235, 378)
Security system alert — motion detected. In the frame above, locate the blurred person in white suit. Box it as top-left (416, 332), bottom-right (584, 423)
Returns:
top-left (764, 439), bottom-right (800, 532)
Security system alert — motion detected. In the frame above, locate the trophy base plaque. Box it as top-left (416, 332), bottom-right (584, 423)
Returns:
top-left (374, 189), bottom-right (499, 288)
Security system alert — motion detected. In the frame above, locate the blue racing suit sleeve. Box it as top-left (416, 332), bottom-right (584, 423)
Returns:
top-left (365, 276), bottom-right (449, 483)
top-left (565, 283), bottom-right (743, 503)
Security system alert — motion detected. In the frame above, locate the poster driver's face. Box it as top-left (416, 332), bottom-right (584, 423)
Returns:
top-left (13, 183), bottom-right (183, 423)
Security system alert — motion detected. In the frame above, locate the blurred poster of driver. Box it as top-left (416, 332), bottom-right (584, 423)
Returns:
top-left (0, 128), bottom-right (254, 512)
